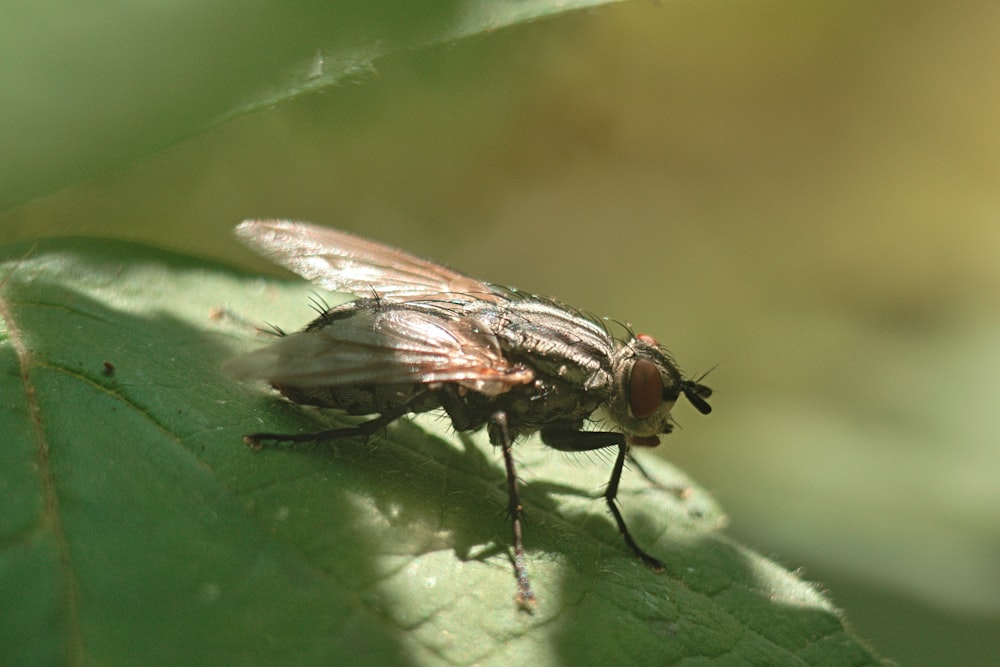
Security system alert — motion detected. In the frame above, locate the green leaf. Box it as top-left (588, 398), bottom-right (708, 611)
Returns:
top-left (0, 238), bottom-right (882, 666)
top-left (0, 0), bottom-right (623, 212)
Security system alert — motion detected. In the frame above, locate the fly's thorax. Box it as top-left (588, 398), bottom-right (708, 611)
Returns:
top-left (604, 335), bottom-right (688, 440)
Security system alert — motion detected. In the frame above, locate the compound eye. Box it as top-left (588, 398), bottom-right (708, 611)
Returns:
top-left (629, 359), bottom-right (663, 419)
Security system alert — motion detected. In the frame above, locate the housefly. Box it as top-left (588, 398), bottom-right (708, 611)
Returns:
top-left (225, 220), bottom-right (712, 608)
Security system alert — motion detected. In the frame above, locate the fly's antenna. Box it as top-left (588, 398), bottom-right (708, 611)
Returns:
top-left (680, 380), bottom-right (712, 415)
top-left (679, 363), bottom-right (719, 415)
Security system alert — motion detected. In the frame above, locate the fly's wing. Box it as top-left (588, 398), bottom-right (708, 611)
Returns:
top-left (234, 220), bottom-right (506, 302)
top-left (224, 302), bottom-right (535, 396)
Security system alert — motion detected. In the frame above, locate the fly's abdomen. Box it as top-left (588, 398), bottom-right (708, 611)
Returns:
top-left (275, 382), bottom-right (440, 416)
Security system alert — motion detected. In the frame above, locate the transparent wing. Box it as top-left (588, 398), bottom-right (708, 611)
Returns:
top-left (224, 302), bottom-right (534, 396)
top-left (235, 219), bottom-right (507, 302)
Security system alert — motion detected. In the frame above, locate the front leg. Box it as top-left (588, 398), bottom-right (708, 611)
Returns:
top-left (540, 427), bottom-right (665, 572)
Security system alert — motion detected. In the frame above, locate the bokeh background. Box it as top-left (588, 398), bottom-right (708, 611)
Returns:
top-left (4, 1), bottom-right (999, 664)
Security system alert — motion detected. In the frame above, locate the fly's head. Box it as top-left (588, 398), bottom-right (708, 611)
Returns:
top-left (606, 333), bottom-right (712, 446)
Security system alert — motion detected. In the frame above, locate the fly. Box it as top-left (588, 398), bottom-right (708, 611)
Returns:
top-left (225, 219), bottom-right (713, 608)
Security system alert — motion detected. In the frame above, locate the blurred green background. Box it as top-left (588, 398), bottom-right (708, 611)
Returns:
top-left (3, 1), bottom-right (999, 664)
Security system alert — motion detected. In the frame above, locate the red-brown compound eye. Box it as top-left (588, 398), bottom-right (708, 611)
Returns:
top-left (629, 359), bottom-right (663, 419)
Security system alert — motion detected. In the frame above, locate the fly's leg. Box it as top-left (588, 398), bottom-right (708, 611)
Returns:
top-left (243, 393), bottom-right (421, 450)
top-left (541, 428), bottom-right (665, 572)
top-left (487, 411), bottom-right (536, 609)
top-left (605, 444), bottom-right (665, 571)
top-left (626, 452), bottom-right (692, 500)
